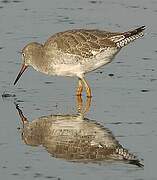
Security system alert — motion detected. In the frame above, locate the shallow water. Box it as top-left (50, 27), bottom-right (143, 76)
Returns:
top-left (0, 0), bottom-right (156, 179)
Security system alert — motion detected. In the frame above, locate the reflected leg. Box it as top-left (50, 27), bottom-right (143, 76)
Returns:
top-left (76, 95), bottom-right (91, 114)
top-left (76, 95), bottom-right (83, 113)
top-left (84, 97), bottom-right (91, 113)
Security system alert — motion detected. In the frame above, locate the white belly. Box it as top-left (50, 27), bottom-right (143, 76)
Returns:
top-left (53, 64), bottom-right (83, 77)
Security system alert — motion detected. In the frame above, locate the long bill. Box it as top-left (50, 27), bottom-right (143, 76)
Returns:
top-left (14, 64), bottom-right (28, 85)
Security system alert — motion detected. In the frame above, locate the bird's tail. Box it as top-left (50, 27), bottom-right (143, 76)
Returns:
top-left (115, 147), bottom-right (144, 168)
top-left (110, 26), bottom-right (146, 48)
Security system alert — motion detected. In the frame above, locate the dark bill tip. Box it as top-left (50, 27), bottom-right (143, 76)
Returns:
top-left (14, 64), bottom-right (28, 85)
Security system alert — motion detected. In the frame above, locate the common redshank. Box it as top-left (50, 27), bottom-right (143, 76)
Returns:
top-left (14, 26), bottom-right (145, 97)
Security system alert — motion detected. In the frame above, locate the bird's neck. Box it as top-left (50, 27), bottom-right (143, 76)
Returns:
top-left (31, 53), bottom-right (50, 75)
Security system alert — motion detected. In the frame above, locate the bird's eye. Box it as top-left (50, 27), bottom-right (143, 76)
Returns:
top-left (22, 53), bottom-right (25, 57)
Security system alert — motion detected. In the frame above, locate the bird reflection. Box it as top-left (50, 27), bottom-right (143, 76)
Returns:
top-left (15, 97), bottom-right (143, 167)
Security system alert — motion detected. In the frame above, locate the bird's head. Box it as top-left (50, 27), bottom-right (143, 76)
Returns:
top-left (14, 42), bottom-right (43, 85)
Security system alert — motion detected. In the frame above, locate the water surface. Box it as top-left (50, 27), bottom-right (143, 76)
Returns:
top-left (0, 0), bottom-right (156, 179)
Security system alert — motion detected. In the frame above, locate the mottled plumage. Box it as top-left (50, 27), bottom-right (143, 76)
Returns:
top-left (44, 29), bottom-right (118, 59)
top-left (16, 104), bottom-right (143, 167)
top-left (14, 26), bottom-right (145, 97)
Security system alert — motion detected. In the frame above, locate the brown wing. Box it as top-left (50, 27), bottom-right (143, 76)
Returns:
top-left (44, 29), bottom-right (118, 58)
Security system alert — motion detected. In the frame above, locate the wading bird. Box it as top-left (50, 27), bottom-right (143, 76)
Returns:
top-left (14, 26), bottom-right (145, 97)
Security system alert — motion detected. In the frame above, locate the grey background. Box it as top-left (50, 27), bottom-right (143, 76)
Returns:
top-left (0, 0), bottom-right (156, 179)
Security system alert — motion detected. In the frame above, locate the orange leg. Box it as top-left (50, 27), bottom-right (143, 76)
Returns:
top-left (76, 78), bottom-right (83, 96)
top-left (81, 77), bottom-right (92, 98)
